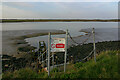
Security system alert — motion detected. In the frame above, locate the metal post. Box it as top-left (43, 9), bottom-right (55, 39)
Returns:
top-left (64, 29), bottom-right (68, 72)
top-left (46, 51), bottom-right (48, 70)
top-left (42, 53), bottom-right (44, 67)
top-left (52, 53), bottom-right (54, 68)
top-left (92, 28), bottom-right (96, 62)
top-left (48, 32), bottom-right (51, 76)
top-left (38, 41), bottom-right (41, 64)
top-left (42, 53), bottom-right (43, 62)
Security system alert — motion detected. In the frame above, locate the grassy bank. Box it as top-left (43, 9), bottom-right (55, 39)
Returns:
top-left (2, 50), bottom-right (119, 79)
top-left (51, 50), bottom-right (119, 78)
top-left (1, 19), bottom-right (119, 23)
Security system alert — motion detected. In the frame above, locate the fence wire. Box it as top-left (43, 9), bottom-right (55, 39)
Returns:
top-left (40, 30), bottom-right (94, 66)
top-left (81, 50), bottom-right (94, 61)
top-left (38, 49), bottom-right (54, 63)
top-left (68, 32), bottom-right (92, 45)
top-left (68, 31), bottom-right (94, 62)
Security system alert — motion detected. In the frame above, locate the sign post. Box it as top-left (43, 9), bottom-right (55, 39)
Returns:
top-left (48, 32), bottom-right (51, 76)
top-left (92, 28), bottom-right (96, 62)
top-left (46, 51), bottom-right (48, 70)
top-left (52, 53), bottom-right (54, 68)
top-left (47, 29), bottom-right (68, 76)
top-left (64, 29), bottom-right (68, 72)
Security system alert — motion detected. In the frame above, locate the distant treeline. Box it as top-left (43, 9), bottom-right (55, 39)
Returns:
top-left (1, 19), bottom-right (120, 23)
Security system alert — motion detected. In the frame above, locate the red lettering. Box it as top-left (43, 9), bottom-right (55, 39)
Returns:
top-left (56, 44), bottom-right (65, 48)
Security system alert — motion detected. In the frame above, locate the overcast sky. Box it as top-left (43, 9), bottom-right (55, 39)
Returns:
top-left (2, 0), bottom-right (119, 2)
top-left (1, 2), bottom-right (118, 19)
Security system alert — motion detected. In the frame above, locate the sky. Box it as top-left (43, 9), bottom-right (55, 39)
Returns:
top-left (2, 0), bottom-right (120, 2)
top-left (1, 1), bottom-right (119, 19)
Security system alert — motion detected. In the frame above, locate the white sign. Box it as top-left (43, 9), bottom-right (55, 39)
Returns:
top-left (51, 38), bottom-right (65, 52)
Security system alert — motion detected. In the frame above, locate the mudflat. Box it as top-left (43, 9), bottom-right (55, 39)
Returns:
top-left (2, 30), bottom-right (65, 56)
top-left (2, 28), bottom-right (119, 56)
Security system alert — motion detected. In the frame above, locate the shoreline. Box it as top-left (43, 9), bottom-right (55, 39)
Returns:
top-left (67, 28), bottom-right (119, 47)
top-left (2, 28), bottom-right (119, 57)
top-left (2, 30), bottom-right (65, 56)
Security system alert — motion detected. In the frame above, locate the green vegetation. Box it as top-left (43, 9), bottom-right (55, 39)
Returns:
top-left (18, 46), bottom-right (36, 52)
top-left (2, 41), bottom-right (120, 79)
top-left (2, 50), bottom-right (120, 79)
top-left (14, 32), bottom-right (65, 40)
top-left (1, 19), bottom-right (119, 23)
top-left (50, 50), bottom-right (119, 78)
top-left (14, 40), bottom-right (28, 45)
top-left (2, 68), bottom-right (39, 79)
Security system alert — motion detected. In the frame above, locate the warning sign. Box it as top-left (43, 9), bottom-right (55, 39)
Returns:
top-left (51, 38), bottom-right (65, 52)
top-left (56, 44), bottom-right (65, 48)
